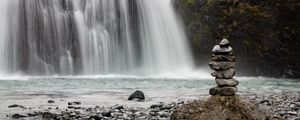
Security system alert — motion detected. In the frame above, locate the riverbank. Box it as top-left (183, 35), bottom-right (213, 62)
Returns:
top-left (6, 92), bottom-right (300, 120)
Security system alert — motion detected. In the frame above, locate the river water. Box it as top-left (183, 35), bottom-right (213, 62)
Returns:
top-left (0, 74), bottom-right (299, 119)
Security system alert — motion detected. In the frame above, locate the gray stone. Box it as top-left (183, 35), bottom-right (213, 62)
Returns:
top-left (209, 62), bottom-right (236, 70)
top-left (215, 78), bottom-right (239, 87)
top-left (209, 86), bottom-right (237, 96)
top-left (211, 54), bottom-right (236, 62)
top-left (219, 39), bottom-right (230, 47)
top-left (211, 68), bottom-right (235, 78)
top-left (212, 45), bottom-right (233, 54)
top-left (128, 90), bottom-right (145, 101)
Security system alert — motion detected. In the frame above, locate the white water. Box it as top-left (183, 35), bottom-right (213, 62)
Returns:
top-left (0, 0), bottom-right (194, 76)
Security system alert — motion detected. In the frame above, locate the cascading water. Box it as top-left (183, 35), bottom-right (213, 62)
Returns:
top-left (0, 0), bottom-right (194, 76)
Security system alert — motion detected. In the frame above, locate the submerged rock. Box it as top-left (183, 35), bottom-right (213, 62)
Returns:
top-left (8, 104), bottom-right (19, 108)
top-left (128, 90), bottom-right (145, 101)
top-left (12, 113), bottom-right (27, 119)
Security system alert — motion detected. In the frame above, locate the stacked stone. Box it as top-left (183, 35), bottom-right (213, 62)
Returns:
top-left (209, 39), bottom-right (239, 96)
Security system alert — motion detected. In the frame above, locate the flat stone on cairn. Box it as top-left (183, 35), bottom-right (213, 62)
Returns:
top-left (209, 39), bottom-right (239, 96)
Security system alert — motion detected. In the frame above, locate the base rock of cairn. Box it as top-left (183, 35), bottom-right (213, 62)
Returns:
top-left (209, 39), bottom-right (238, 96)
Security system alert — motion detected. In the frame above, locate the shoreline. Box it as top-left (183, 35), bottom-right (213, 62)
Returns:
top-left (5, 92), bottom-right (300, 120)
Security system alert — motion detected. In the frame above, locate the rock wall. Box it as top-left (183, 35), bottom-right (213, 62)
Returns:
top-left (173, 0), bottom-right (300, 78)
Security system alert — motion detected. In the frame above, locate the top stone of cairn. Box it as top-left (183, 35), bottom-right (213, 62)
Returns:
top-left (219, 39), bottom-right (230, 47)
top-left (212, 39), bottom-right (232, 54)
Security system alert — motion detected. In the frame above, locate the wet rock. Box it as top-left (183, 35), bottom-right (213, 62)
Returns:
top-left (211, 68), bottom-right (235, 78)
top-left (209, 86), bottom-right (237, 96)
top-left (8, 104), bottom-right (19, 108)
top-left (209, 62), bottom-right (236, 70)
top-left (128, 90), bottom-right (145, 101)
top-left (12, 113), bottom-right (27, 119)
top-left (48, 100), bottom-right (55, 103)
top-left (215, 78), bottom-right (239, 87)
top-left (27, 113), bottom-right (37, 117)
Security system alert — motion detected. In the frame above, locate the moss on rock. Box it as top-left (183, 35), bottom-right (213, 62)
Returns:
top-left (173, 0), bottom-right (300, 78)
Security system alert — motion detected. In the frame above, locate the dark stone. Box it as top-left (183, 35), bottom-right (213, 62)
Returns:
top-left (102, 110), bottom-right (112, 117)
top-left (114, 105), bottom-right (124, 110)
top-left (12, 114), bottom-right (27, 119)
top-left (48, 100), bottom-right (55, 103)
top-left (8, 104), bottom-right (19, 108)
top-left (68, 106), bottom-right (74, 109)
top-left (215, 78), bottom-right (239, 87)
top-left (212, 45), bottom-right (233, 54)
top-left (27, 113), bottom-right (37, 117)
top-left (128, 90), bottom-right (145, 101)
top-left (209, 86), bottom-right (237, 96)
top-left (43, 112), bottom-right (55, 119)
top-left (90, 115), bottom-right (102, 120)
top-left (211, 68), bottom-right (235, 79)
top-left (150, 103), bottom-right (164, 109)
top-left (209, 62), bottom-right (236, 70)
top-left (211, 54), bottom-right (236, 62)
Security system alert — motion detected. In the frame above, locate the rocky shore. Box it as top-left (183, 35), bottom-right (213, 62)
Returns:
top-left (6, 92), bottom-right (300, 120)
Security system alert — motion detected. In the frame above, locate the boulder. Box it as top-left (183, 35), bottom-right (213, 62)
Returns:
top-left (171, 96), bottom-right (267, 120)
top-left (215, 78), bottom-right (239, 87)
top-left (209, 62), bottom-right (236, 70)
top-left (211, 54), bottom-right (236, 62)
top-left (212, 45), bottom-right (233, 54)
top-left (209, 86), bottom-right (237, 96)
top-left (211, 68), bottom-right (235, 79)
top-left (128, 90), bottom-right (145, 101)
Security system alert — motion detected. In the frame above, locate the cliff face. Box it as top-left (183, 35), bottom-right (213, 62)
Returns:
top-left (173, 0), bottom-right (300, 78)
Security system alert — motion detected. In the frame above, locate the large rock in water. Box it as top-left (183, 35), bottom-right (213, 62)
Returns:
top-left (128, 90), bottom-right (145, 101)
top-left (171, 96), bottom-right (267, 120)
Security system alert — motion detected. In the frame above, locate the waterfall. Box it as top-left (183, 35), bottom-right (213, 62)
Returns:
top-left (0, 0), bottom-right (193, 76)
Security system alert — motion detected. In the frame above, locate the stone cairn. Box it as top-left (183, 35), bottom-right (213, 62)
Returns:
top-left (209, 39), bottom-right (239, 96)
